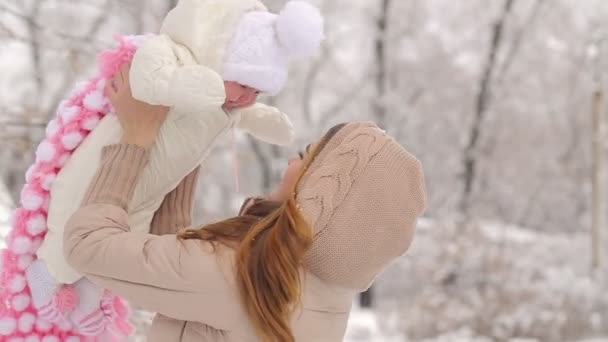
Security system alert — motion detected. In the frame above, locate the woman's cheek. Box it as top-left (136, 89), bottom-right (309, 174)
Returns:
top-left (282, 161), bottom-right (303, 193)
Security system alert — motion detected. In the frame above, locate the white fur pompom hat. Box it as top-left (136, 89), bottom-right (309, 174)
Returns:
top-left (222, 1), bottom-right (324, 96)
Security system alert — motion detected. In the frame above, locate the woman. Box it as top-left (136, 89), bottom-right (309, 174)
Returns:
top-left (63, 68), bottom-right (427, 342)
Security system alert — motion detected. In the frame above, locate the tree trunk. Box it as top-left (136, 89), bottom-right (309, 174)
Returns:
top-left (373, 0), bottom-right (390, 129)
top-left (591, 88), bottom-right (605, 273)
top-left (360, 0), bottom-right (392, 308)
top-left (461, 0), bottom-right (514, 215)
top-left (169, 0), bottom-right (178, 10)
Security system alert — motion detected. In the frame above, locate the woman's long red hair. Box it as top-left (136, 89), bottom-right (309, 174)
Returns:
top-left (179, 123), bottom-right (345, 341)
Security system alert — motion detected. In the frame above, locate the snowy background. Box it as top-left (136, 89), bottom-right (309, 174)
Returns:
top-left (1, 0), bottom-right (608, 341)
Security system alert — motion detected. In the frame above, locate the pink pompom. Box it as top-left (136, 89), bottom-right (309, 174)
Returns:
top-left (18, 312), bottom-right (36, 333)
top-left (69, 81), bottom-right (90, 98)
top-left (12, 293), bottom-right (31, 312)
top-left (61, 132), bottom-right (84, 151)
top-left (63, 121), bottom-right (82, 133)
top-left (25, 335), bottom-right (42, 342)
top-left (59, 105), bottom-right (81, 125)
top-left (35, 141), bottom-right (57, 164)
top-left (83, 91), bottom-right (107, 112)
top-left (35, 318), bottom-right (52, 333)
top-left (40, 173), bottom-right (56, 191)
top-left (45, 119), bottom-right (61, 139)
top-left (26, 214), bottom-right (46, 237)
top-left (25, 164), bottom-right (55, 188)
top-left (55, 100), bottom-right (68, 115)
top-left (10, 236), bottom-right (33, 255)
top-left (8, 274), bottom-right (27, 293)
top-left (21, 185), bottom-right (45, 211)
top-left (25, 165), bottom-right (38, 183)
top-left (0, 317), bottom-right (17, 335)
top-left (42, 336), bottom-right (60, 342)
top-left (81, 115), bottom-right (101, 131)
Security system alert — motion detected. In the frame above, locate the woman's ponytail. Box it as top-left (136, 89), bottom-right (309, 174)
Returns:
top-left (236, 194), bottom-right (312, 342)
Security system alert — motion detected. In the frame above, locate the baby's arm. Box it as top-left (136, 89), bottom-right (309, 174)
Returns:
top-left (129, 35), bottom-right (225, 115)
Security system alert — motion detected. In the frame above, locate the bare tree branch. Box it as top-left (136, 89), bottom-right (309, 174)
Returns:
top-left (372, 0), bottom-right (391, 129)
top-left (461, 0), bottom-right (515, 215)
top-left (27, 1), bottom-right (42, 111)
top-left (302, 43), bottom-right (331, 126)
top-left (248, 138), bottom-right (273, 193)
top-left (496, 0), bottom-right (545, 81)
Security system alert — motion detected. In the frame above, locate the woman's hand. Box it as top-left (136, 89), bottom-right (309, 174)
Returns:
top-left (106, 63), bottom-right (170, 147)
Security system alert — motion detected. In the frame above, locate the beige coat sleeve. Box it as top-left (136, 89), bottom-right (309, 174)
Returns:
top-left (63, 144), bottom-right (244, 330)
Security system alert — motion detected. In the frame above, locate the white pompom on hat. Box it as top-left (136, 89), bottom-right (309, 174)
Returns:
top-left (222, 1), bottom-right (324, 96)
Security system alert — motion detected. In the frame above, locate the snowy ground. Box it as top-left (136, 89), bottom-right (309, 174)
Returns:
top-left (344, 307), bottom-right (608, 342)
top-left (343, 218), bottom-right (608, 342)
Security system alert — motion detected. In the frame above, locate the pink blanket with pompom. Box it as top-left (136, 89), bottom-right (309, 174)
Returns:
top-left (0, 35), bottom-right (142, 341)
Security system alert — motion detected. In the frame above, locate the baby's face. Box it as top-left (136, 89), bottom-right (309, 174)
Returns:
top-left (223, 81), bottom-right (259, 110)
